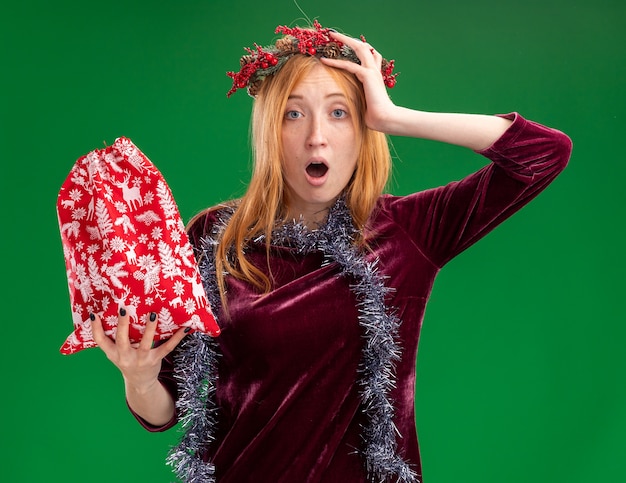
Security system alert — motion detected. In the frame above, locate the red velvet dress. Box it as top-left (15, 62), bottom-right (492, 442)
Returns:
top-left (132, 113), bottom-right (572, 482)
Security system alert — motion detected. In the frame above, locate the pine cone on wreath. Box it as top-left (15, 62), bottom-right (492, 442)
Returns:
top-left (240, 54), bottom-right (255, 67)
top-left (275, 37), bottom-right (297, 53)
top-left (248, 77), bottom-right (264, 97)
top-left (321, 42), bottom-right (341, 59)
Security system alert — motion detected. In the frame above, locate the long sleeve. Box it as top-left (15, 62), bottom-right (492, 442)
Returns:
top-left (382, 112), bottom-right (572, 268)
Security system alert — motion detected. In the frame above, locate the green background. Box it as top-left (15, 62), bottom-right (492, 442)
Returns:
top-left (2, 0), bottom-right (624, 481)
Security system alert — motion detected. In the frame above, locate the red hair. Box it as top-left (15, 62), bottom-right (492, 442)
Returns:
top-left (188, 55), bottom-right (392, 310)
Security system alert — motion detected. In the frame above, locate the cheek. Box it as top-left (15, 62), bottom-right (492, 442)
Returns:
top-left (280, 152), bottom-right (300, 185)
top-left (281, 128), bottom-right (301, 156)
top-left (344, 145), bottom-right (359, 175)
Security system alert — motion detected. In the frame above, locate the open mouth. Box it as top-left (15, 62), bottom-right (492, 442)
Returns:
top-left (305, 162), bottom-right (329, 178)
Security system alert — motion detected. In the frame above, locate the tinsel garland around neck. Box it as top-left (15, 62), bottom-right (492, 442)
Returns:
top-left (167, 198), bottom-right (419, 483)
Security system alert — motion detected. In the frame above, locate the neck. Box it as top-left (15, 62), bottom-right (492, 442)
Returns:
top-left (286, 209), bottom-right (328, 229)
top-left (283, 200), bottom-right (336, 230)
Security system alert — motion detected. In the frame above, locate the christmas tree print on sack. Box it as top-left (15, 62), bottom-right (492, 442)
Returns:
top-left (57, 137), bottom-right (220, 355)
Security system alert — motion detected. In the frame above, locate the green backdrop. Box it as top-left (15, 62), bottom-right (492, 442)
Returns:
top-left (2, 1), bottom-right (624, 481)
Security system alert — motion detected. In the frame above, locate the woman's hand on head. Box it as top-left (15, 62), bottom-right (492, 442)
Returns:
top-left (91, 309), bottom-right (188, 393)
top-left (321, 31), bottom-right (398, 133)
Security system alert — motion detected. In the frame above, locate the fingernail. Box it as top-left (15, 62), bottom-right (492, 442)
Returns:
top-left (184, 327), bottom-right (192, 333)
top-left (328, 28), bottom-right (337, 33)
top-left (89, 313), bottom-right (95, 321)
top-left (119, 307), bottom-right (126, 317)
top-left (149, 312), bottom-right (156, 322)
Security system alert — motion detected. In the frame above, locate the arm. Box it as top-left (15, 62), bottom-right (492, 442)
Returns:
top-left (91, 310), bottom-right (188, 427)
top-left (322, 31), bottom-right (512, 150)
top-left (369, 109), bottom-right (513, 151)
top-left (323, 33), bottom-right (571, 266)
top-left (383, 111), bottom-right (572, 267)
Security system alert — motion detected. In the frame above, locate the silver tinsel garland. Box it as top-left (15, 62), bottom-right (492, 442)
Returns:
top-left (166, 210), bottom-right (226, 483)
top-left (168, 199), bottom-right (419, 482)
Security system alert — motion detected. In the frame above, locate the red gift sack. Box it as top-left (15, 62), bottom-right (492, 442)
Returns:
top-left (57, 137), bottom-right (220, 355)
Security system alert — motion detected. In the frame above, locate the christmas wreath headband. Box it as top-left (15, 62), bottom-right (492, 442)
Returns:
top-left (226, 20), bottom-right (398, 97)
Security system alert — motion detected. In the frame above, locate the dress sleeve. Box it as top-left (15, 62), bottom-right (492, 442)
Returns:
top-left (383, 112), bottom-right (572, 268)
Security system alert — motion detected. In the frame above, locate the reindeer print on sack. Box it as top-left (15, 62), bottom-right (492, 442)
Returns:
top-left (57, 137), bottom-right (220, 355)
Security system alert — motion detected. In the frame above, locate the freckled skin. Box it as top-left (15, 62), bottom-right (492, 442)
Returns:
top-left (281, 65), bottom-right (359, 224)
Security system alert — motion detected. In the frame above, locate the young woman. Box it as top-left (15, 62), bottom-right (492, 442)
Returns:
top-left (91, 22), bottom-right (572, 483)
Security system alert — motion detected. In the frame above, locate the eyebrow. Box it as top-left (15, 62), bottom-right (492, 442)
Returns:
top-left (287, 92), bottom-right (347, 100)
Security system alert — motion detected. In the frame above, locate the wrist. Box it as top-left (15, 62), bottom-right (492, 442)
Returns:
top-left (124, 376), bottom-right (161, 397)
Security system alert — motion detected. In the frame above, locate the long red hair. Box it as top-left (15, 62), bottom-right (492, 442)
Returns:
top-left (188, 55), bottom-right (392, 310)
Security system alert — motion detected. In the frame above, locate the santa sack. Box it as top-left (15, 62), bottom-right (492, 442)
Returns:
top-left (57, 137), bottom-right (220, 355)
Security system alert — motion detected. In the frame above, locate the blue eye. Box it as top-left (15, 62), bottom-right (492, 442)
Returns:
top-left (285, 110), bottom-right (302, 120)
top-left (331, 109), bottom-right (347, 119)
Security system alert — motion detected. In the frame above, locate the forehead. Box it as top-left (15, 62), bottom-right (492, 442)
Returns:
top-left (289, 64), bottom-right (347, 98)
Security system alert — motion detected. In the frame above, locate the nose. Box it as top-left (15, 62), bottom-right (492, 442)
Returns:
top-left (306, 116), bottom-right (327, 147)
